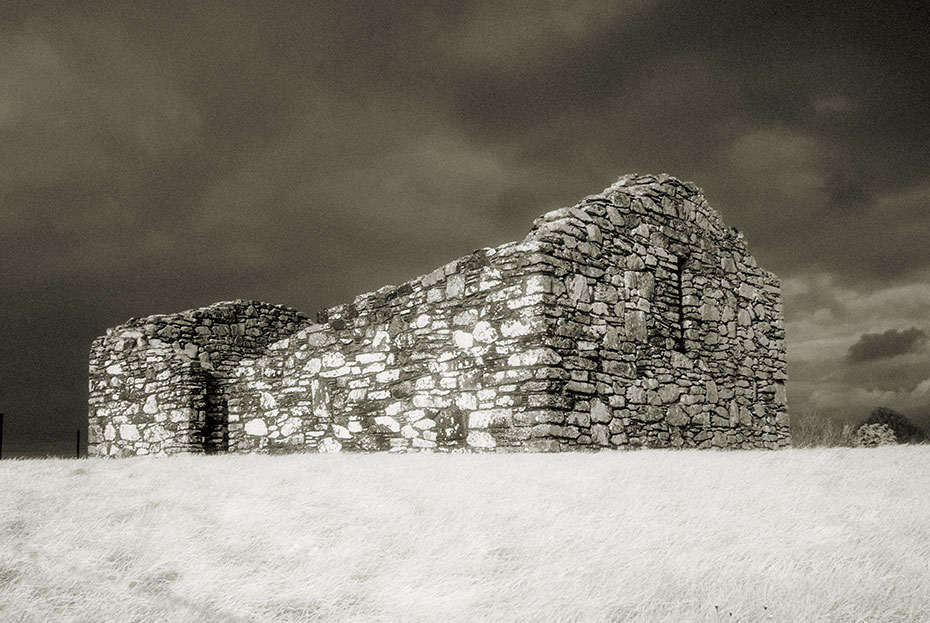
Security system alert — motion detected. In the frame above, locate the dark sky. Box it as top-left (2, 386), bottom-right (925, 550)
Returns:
top-left (2, 1), bottom-right (929, 455)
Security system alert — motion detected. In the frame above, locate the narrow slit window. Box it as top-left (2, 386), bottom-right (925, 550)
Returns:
top-left (648, 254), bottom-right (686, 352)
top-left (673, 256), bottom-right (685, 352)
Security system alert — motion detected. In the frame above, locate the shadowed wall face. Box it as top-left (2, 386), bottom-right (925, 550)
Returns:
top-left (89, 174), bottom-right (788, 456)
top-left (524, 175), bottom-right (787, 449)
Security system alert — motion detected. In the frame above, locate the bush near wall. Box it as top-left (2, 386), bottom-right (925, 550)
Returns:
top-left (859, 407), bottom-right (927, 444)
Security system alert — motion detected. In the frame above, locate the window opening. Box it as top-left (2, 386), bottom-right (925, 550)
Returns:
top-left (673, 256), bottom-right (686, 352)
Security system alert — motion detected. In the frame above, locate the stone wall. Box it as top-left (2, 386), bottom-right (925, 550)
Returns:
top-left (88, 301), bottom-right (309, 456)
top-left (525, 175), bottom-right (787, 450)
top-left (88, 173), bottom-right (789, 456)
top-left (227, 241), bottom-right (559, 453)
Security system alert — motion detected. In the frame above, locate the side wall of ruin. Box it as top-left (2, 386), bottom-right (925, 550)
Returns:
top-left (228, 242), bottom-right (562, 453)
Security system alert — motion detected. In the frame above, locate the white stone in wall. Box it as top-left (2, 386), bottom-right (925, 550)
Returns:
top-left (304, 358), bottom-right (322, 374)
top-left (626, 385), bottom-right (646, 403)
top-left (371, 330), bottom-right (392, 351)
top-left (376, 369), bottom-right (400, 383)
top-left (453, 330), bottom-right (474, 349)
top-left (332, 424), bottom-right (351, 439)
top-left (245, 419), bottom-right (268, 436)
top-left (321, 352), bottom-right (345, 368)
top-left (453, 309), bottom-right (479, 326)
top-left (413, 394), bottom-right (450, 408)
top-left (477, 389), bottom-right (495, 403)
top-left (260, 392), bottom-right (277, 410)
top-left (566, 274), bottom-right (590, 302)
top-left (318, 438), bottom-right (342, 453)
top-left (119, 424), bottom-right (140, 441)
top-left (525, 274), bottom-right (550, 295)
top-left (280, 418), bottom-right (300, 437)
top-left (625, 310), bottom-right (648, 341)
top-left (106, 363), bottom-right (123, 375)
top-left (775, 382), bottom-right (787, 405)
top-left (143, 395), bottom-right (158, 414)
top-left (501, 318), bottom-right (533, 337)
top-left (507, 295), bottom-right (545, 310)
top-left (453, 394), bottom-right (476, 413)
top-left (659, 385), bottom-right (682, 404)
top-left (374, 416), bottom-right (401, 433)
top-left (667, 405), bottom-right (689, 427)
top-left (469, 409), bottom-right (511, 429)
top-left (446, 273), bottom-right (465, 298)
top-left (590, 399), bottom-right (611, 424)
top-left (738, 308), bottom-right (751, 327)
top-left (466, 431), bottom-right (496, 448)
top-left (143, 425), bottom-right (169, 443)
top-left (401, 425), bottom-right (418, 438)
top-left (415, 376), bottom-right (436, 390)
top-left (472, 321), bottom-right (497, 343)
top-left (591, 424), bottom-right (610, 446)
top-left (507, 347), bottom-right (561, 367)
top-left (104, 423), bottom-right (116, 441)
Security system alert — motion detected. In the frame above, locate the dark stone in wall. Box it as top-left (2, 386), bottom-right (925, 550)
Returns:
top-left (88, 174), bottom-right (789, 456)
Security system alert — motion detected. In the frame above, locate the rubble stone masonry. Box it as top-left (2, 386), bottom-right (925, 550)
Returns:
top-left (88, 174), bottom-right (789, 456)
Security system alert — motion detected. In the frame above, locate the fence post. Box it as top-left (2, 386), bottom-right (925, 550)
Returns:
top-left (76, 429), bottom-right (81, 459)
top-left (0, 412), bottom-right (4, 460)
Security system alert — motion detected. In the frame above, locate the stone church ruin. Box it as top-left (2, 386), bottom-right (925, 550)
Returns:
top-left (88, 174), bottom-right (789, 456)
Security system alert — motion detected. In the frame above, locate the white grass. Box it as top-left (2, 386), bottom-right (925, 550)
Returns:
top-left (2, 447), bottom-right (929, 622)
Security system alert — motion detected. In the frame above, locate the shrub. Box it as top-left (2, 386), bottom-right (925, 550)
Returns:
top-left (790, 412), bottom-right (855, 447)
top-left (860, 407), bottom-right (927, 444)
top-left (854, 423), bottom-right (897, 447)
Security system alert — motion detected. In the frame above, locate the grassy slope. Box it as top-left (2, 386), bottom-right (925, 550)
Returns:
top-left (1, 448), bottom-right (928, 623)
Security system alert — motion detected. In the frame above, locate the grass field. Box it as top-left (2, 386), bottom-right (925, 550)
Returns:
top-left (1, 447), bottom-right (928, 622)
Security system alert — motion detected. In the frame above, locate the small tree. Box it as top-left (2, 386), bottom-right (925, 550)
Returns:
top-left (859, 407), bottom-right (927, 444)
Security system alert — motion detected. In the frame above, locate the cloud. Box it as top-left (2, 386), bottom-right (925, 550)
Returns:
top-left (847, 328), bottom-right (928, 363)
top-left (784, 273), bottom-right (930, 428)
